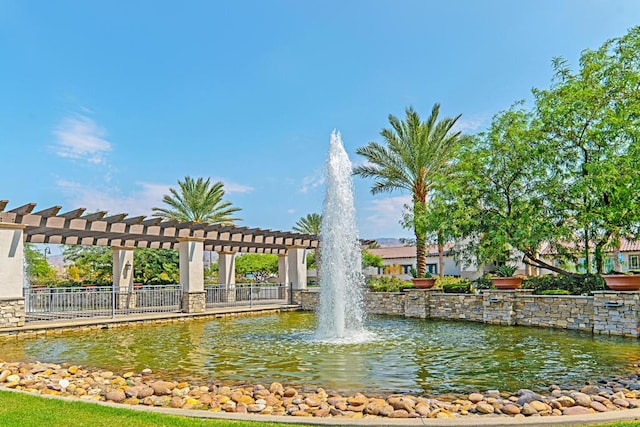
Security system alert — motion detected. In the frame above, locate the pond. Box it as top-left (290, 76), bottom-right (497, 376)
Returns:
top-left (1, 312), bottom-right (638, 395)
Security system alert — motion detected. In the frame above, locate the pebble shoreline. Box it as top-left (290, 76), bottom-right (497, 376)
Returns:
top-left (2, 360), bottom-right (640, 420)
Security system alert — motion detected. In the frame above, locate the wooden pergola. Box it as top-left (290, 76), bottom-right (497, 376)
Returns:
top-left (0, 200), bottom-right (318, 254)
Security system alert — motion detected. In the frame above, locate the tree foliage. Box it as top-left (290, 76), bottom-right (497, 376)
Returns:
top-left (24, 244), bottom-right (57, 286)
top-left (354, 104), bottom-right (463, 277)
top-left (362, 250), bottom-right (383, 269)
top-left (234, 253), bottom-right (278, 282)
top-left (292, 213), bottom-right (322, 235)
top-left (152, 176), bottom-right (242, 224)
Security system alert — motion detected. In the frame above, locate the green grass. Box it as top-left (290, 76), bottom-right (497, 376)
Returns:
top-left (0, 390), bottom-right (305, 427)
top-left (1, 389), bottom-right (640, 427)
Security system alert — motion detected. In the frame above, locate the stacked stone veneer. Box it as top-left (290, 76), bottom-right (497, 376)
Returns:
top-left (182, 292), bottom-right (206, 314)
top-left (0, 298), bottom-right (25, 328)
top-left (298, 289), bottom-right (640, 337)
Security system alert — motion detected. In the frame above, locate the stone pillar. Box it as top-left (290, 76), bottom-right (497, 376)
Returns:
top-left (287, 246), bottom-right (307, 290)
top-left (179, 237), bottom-right (205, 313)
top-left (112, 247), bottom-right (135, 309)
top-left (217, 251), bottom-right (236, 303)
top-left (0, 223), bottom-right (26, 328)
top-left (278, 254), bottom-right (289, 284)
top-left (593, 291), bottom-right (640, 337)
top-left (404, 289), bottom-right (432, 318)
top-left (482, 289), bottom-right (533, 325)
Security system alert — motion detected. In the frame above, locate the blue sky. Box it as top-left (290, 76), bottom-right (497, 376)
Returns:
top-left (1, 0), bottom-right (639, 241)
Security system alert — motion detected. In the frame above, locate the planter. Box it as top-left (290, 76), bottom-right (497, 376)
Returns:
top-left (603, 274), bottom-right (640, 291)
top-left (411, 278), bottom-right (437, 289)
top-left (491, 276), bottom-right (523, 290)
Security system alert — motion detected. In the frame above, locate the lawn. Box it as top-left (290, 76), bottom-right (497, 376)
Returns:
top-left (1, 389), bottom-right (639, 427)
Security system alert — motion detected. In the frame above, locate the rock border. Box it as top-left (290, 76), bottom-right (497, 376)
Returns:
top-left (2, 360), bottom-right (640, 424)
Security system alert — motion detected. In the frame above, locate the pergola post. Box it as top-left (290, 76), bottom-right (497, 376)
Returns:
top-left (178, 237), bottom-right (205, 313)
top-left (287, 245), bottom-right (307, 290)
top-left (218, 251), bottom-right (236, 303)
top-left (112, 247), bottom-right (135, 309)
top-left (0, 223), bottom-right (26, 328)
top-left (278, 253), bottom-right (289, 284)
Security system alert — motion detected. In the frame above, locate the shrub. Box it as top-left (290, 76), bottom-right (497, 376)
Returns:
top-left (539, 289), bottom-right (571, 295)
top-left (494, 265), bottom-right (517, 277)
top-left (442, 281), bottom-right (472, 294)
top-left (521, 274), bottom-right (605, 295)
top-left (365, 276), bottom-right (414, 292)
top-left (470, 275), bottom-right (495, 292)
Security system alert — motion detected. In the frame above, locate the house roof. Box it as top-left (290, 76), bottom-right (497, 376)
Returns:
top-left (368, 243), bottom-right (455, 260)
top-left (539, 237), bottom-right (640, 255)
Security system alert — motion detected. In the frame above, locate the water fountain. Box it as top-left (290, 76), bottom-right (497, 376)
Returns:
top-left (315, 130), bottom-right (367, 341)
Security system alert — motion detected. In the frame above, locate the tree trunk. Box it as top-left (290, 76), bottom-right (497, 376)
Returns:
top-left (584, 226), bottom-right (591, 274)
top-left (613, 246), bottom-right (621, 272)
top-left (416, 233), bottom-right (427, 278)
top-left (437, 231), bottom-right (444, 278)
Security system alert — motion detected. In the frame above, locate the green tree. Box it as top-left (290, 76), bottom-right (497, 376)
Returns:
top-left (63, 245), bottom-right (112, 285)
top-left (152, 176), bottom-right (242, 224)
top-left (533, 26), bottom-right (640, 273)
top-left (447, 105), bottom-right (564, 273)
top-left (362, 250), bottom-right (383, 269)
top-left (234, 254), bottom-right (278, 282)
top-left (24, 244), bottom-right (56, 286)
top-left (133, 248), bottom-right (179, 285)
top-left (292, 213), bottom-right (322, 235)
top-left (354, 104), bottom-right (462, 277)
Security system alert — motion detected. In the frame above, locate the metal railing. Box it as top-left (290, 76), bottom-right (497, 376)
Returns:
top-left (205, 283), bottom-right (289, 308)
top-left (24, 283), bottom-right (291, 323)
top-left (24, 284), bottom-right (182, 322)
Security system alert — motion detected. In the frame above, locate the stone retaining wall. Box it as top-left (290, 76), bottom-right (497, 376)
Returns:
top-left (365, 292), bottom-right (405, 315)
top-left (0, 298), bottom-right (24, 328)
top-left (299, 289), bottom-right (640, 337)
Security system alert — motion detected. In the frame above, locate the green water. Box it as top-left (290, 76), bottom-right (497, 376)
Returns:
top-left (1, 312), bottom-right (638, 395)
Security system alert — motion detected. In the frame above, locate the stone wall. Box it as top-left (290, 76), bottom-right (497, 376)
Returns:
top-left (430, 293), bottom-right (483, 322)
top-left (297, 289), bottom-right (640, 337)
top-left (182, 291), bottom-right (206, 313)
top-left (0, 298), bottom-right (25, 328)
top-left (515, 294), bottom-right (593, 332)
top-left (593, 291), bottom-right (640, 337)
top-left (365, 292), bottom-right (405, 315)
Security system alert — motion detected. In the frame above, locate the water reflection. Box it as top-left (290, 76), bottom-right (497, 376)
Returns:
top-left (0, 312), bottom-right (638, 395)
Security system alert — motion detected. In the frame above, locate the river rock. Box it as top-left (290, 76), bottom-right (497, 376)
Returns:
top-left (502, 403), bottom-right (521, 415)
top-left (388, 396), bottom-right (415, 412)
top-left (468, 393), bottom-right (484, 403)
top-left (581, 385), bottom-right (601, 395)
top-left (571, 392), bottom-right (591, 407)
top-left (562, 406), bottom-right (593, 416)
top-left (555, 396), bottom-right (575, 407)
top-left (613, 398), bottom-right (630, 408)
top-left (389, 409), bottom-right (409, 418)
top-left (106, 389), bottom-right (126, 402)
top-left (151, 381), bottom-right (174, 395)
top-left (590, 401), bottom-right (609, 412)
top-left (347, 393), bottom-right (368, 406)
top-left (476, 402), bottom-right (495, 414)
top-left (283, 387), bottom-right (297, 398)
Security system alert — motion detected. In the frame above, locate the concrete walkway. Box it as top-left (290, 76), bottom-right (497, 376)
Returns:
top-left (3, 387), bottom-right (640, 427)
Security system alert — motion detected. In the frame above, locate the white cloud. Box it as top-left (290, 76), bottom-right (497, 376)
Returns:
top-left (453, 114), bottom-right (489, 134)
top-left (360, 194), bottom-right (413, 238)
top-left (299, 168), bottom-right (325, 194)
top-left (287, 208), bottom-right (296, 214)
top-left (215, 178), bottom-right (254, 194)
top-left (53, 114), bottom-right (112, 164)
top-left (56, 180), bottom-right (169, 216)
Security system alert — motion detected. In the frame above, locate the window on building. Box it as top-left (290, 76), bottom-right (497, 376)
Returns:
top-left (630, 255), bottom-right (639, 270)
top-left (426, 263), bottom-right (438, 275)
top-left (402, 265), bottom-right (413, 274)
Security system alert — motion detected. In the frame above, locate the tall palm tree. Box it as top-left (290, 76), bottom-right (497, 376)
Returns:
top-left (353, 104), bottom-right (462, 277)
top-left (152, 176), bottom-right (242, 224)
top-left (292, 213), bottom-right (322, 235)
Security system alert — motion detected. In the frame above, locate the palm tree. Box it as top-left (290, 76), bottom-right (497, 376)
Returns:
top-left (152, 176), bottom-right (241, 224)
top-left (353, 104), bottom-right (462, 277)
top-left (292, 213), bottom-right (322, 235)
top-left (293, 213), bottom-right (322, 280)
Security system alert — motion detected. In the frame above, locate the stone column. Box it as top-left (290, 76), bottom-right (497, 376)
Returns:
top-left (404, 289), bottom-right (432, 318)
top-left (0, 223), bottom-right (26, 328)
top-left (178, 237), bottom-right (205, 313)
top-left (218, 251), bottom-right (236, 303)
top-left (112, 247), bottom-right (135, 309)
top-left (593, 291), bottom-right (640, 337)
top-left (482, 289), bottom-right (533, 325)
top-left (287, 246), bottom-right (307, 290)
top-left (278, 254), bottom-right (289, 284)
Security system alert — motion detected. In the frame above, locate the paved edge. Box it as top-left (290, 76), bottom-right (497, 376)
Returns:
top-left (2, 387), bottom-right (640, 427)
